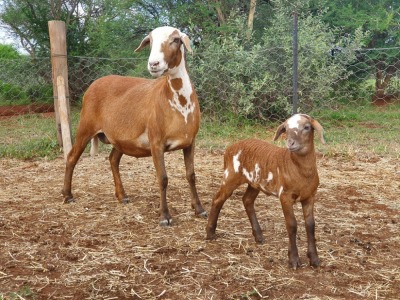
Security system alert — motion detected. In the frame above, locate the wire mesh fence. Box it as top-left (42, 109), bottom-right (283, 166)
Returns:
top-left (1, 46), bottom-right (399, 119)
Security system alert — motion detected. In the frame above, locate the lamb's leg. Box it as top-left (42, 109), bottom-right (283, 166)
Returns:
top-left (183, 143), bottom-right (207, 218)
top-left (206, 181), bottom-right (239, 240)
top-left (280, 195), bottom-right (300, 269)
top-left (151, 146), bottom-right (172, 226)
top-left (62, 131), bottom-right (91, 203)
top-left (109, 148), bottom-right (129, 204)
top-left (301, 197), bottom-right (320, 267)
top-left (242, 185), bottom-right (263, 243)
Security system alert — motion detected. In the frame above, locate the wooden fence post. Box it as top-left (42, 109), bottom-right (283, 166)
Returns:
top-left (57, 76), bottom-right (72, 160)
top-left (48, 20), bottom-right (71, 147)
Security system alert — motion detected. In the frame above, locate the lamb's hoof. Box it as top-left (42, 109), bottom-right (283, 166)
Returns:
top-left (197, 211), bottom-right (208, 218)
top-left (159, 218), bottom-right (173, 226)
top-left (255, 237), bottom-right (265, 244)
top-left (310, 258), bottom-right (321, 268)
top-left (289, 259), bottom-right (301, 270)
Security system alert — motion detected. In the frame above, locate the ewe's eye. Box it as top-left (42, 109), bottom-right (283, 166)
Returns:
top-left (172, 38), bottom-right (181, 44)
top-left (303, 124), bottom-right (311, 131)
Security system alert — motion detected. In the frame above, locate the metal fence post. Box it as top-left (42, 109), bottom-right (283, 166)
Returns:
top-left (292, 11), bottom-right (299, 115)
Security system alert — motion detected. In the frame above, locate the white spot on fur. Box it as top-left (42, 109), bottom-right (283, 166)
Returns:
top-left (168, 75), bottom-right (195, 124)
top-left (243, 163), bottom-right (261, 183)
top-left (224, 169), bottom-right (229, 179)
top-left (136, 128), bottom-right (149, 148)
top-left (255, 163), bottom-right (260, 182)
top-left (277, 167), bottom-right (280, 176)
top-left (278, 186), bottom-right (284, 197)
top-left (233, 151), bottom-right (242, 173)
top-left (267, 171), bottom-right (273, 182)
top-left (166, 138), bottom-right (182, 150)
top-left (287, 114), bottom-right (302, 129)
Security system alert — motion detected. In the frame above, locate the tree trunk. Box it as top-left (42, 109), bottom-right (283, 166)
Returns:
top-left (210, 0), bottom-right (225, 25)
top-left (247, 0), bottom-right (257, 40)
top-left (373, 61), bottom-right (396, 105)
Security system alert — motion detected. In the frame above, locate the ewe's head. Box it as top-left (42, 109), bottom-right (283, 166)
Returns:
top-left (135, 26), bottom-right (192, 78)
top-left (273, 114), bottom-right (325, 155)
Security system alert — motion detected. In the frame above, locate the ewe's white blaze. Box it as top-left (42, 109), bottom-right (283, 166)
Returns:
top-left (147, 26), bottom-right (176, 74)
top-left (233, 151), bottom-right (242, 173)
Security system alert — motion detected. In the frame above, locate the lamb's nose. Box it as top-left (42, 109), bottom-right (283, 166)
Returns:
top-left (287, 138), bottom-right (295, 147)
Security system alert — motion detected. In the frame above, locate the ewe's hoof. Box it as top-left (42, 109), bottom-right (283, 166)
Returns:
top-left (197, 211), bottom-right (208, 218)
top-left (121, 198), bottom-right (130, 204)
top-left (63, 197), bottom-right (76, 204)
top-left (159, 218), bottom-right (173, 226)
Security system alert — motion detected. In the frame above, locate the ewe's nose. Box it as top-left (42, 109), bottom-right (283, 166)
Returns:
top-left (149, 61), bottom-right (160, 69)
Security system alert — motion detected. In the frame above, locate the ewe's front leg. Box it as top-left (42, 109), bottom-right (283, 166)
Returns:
top-left (280, 195), bottom-right (301, 269)
top-left (183, 144), bottom-right (207, 218)
top-left (152, 147), bottom-right (172, 226)
top-left (301, 197), bottom-right (320, 267)
top-left (109, 148), bottom-right (129, 204)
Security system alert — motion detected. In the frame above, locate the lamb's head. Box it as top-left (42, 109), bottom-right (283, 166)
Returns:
top-left (273, 114), bottom-right (325, 155)
top-left (135, 26), bottom-right (192, 78)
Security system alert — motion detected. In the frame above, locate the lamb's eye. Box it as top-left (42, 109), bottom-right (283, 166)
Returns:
top-left (173, 38), bottom-right (180, 44)
top-left (304, 124), bottom-right (311, 131)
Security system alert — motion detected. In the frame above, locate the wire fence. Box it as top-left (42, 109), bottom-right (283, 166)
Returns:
top-left (0, 46), bottom-right (399, 119)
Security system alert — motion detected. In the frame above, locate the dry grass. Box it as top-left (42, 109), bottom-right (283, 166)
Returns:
top-left (0, 150), bottom-right (399, 299)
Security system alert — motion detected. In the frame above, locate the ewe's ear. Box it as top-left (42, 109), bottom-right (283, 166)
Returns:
top-left (135, 35), bottom-right (150, 52)
top-left (273, 122), bottom-right (286, 141)
top-left (310, 118), bottom-right (326, 144)
top-left (180, 33), bottom-right (193, 54)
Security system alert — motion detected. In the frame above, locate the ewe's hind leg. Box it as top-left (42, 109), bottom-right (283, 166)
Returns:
top-left (301, 197), bottom-right (320, 267)
top-left (62, 133), bottom-right (92, 203)
top-left (206, 181), bottom-right (240, 240)
top-left (109, 148), bottom-right (129, 204)
top-left (242, 185), bottom-right (263, 243)
top-left (183, 144), bottom-right (207, 218)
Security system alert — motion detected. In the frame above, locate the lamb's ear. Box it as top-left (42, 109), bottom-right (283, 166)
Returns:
top-left (180, 33), bottom-right (193, 54)
top-left (310, 118), bottom-right (326, 144)
top-left (273, 122), bottom-right (286, 141)
top-left (135, 35), bottom-right (150, 52)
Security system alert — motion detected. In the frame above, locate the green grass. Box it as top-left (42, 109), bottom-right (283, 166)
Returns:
top-left (0, 285), bottom-right (36, 300)
top-left (0, 104), bottom-right (399, 160)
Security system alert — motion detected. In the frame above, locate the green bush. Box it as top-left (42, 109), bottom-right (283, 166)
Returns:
top-left (0, 81), bottom-right (28, 104)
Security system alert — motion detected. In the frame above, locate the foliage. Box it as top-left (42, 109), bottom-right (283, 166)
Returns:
top-left (0, 43), bottom-right (20, 58)
top-left (191, 1), bottom-right (368, 120)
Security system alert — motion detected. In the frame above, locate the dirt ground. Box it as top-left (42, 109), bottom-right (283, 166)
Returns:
top-left (0, 150), bottom-right (399, 299)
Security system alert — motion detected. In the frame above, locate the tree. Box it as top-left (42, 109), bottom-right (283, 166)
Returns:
top-left (321, 0), bottom-right (400, 103)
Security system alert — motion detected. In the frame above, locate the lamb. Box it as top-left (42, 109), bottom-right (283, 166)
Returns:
top-left (206, 114), bottom-right (325, 269)
top-left (62, 26), bottom-right (207, 226)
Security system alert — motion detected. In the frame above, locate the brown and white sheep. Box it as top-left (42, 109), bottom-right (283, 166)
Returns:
top-left (206, 114), bottom-right (325, 269)
top-left (62, 26), bottom-right (206, 226)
